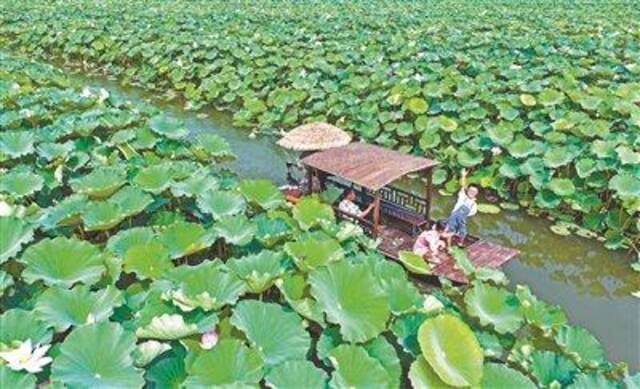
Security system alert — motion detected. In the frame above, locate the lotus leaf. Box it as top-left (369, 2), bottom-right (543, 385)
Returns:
top-left (285, 231), bottom-right (344, 271)
top-left (18, 237), bottom-right (106, 287)
top-left (0, 131), bottom-right (34, 159)
top-left (191, 133), bottom-right (235, 161)
top-left (82, 201), bottom-right (126, 231)
top-left (159, 221), bottom-right (216, 258)
top-left (548, 178), bottom-right (576, 197)
top-left (0, 216), bottom-right (34, 264)
top-left (406, 97), bottom-right (429, 115)
top-left (146, 355), bottom-right (186, 388)
top-left (276, 272), bottom-right (325, 324)
top-left (106, 227), bottom-right (156, 258)
top-left (370, 258), bottom-right (422, 314)
top-left (183, 339), bottom-right (264, 387)
top-left (133, 340), bottom-right (171, 367)
top-left (418, 314), bottom-right (484, 387)
top-left (464, 282), bottom-right (524, 334)
top-left (0, 365), bottom-right (36, 388)
top-left (133, 164), bottom-right (173, 194)
top-left (397, 251), bottom-right (432, 275)
top-left (231, 300), bottom-right (311, 366)
top-left (196, 189), bottom-right (246, 219)
top-left (481, 363), bottom-right (536, 389)
top-left (110, 186), bottom-right (153, 217)
top-left (136, 313), bottom-right (208, 340)
top-left (543, 147), bottom-right (576, 168)
top-left (328, 344), bottom-right (391, 388)
top-left (212, 215), bottom-right (256, 246)
top-left (51, 322), bottom-right (145, 388)
top-left (34, 285), bottom-right (123, 332)
top-left (40, 194), bottom-right (87, 230)
top-left (170, 169), bottom-right (218, 198)
top-left (309, 260), bottom-right (390, 342)
top-left (69, 166), bottom-right (126, 198)
top-left (516, 285), bottom-right (567, 333)
top-left (568, 373), bottom-right (618, 389)
top-left (363, 336), bottom-right (402, 387)
top-left (292, 197), bottom-right (335, 230)
top-left (0, 270), bottom-right (13, 294)
top-left (538, 89), bottom-right (565, 106)
top-left (554, 325), bottom-right (605, 368)
top-left (237, 179), bottom-right (284, 210)
top-left (609, 173), bottom-right (640, 198)
top-left (123, 241), bottom-right (173, 280)
top-left (148, 114), bottom-right (188, 139)
top-left (0, 169), bottom-right (43, 199)
top-left (227, 250), bottom-right (284, 293)
top-left (265, 360), bottom-right (328, 389)
top-left (530, 350), bottom-right (578, 387)
top-left (0, 309), bottom-right (52, 346)
top-left (409, 356), bottom-right (455, 389)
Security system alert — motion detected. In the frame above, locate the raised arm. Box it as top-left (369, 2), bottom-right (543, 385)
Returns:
top-left (460, 168), bottom-right (468, 190)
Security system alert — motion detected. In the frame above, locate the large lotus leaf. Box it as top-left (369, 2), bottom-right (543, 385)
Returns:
top-left (184, 339), bottom-right (264, 387)
top-left (163, 261), bottom-right (246, 312)
top-left (231, 300), bottom-right (311, 366)
top-left (148, 114), bottom-right (189, 139)
top-left (548, 178), bottom-right (576, 197)
top-left (191, 133), bottom-right (235, 161)
top-left (159, 221), bottom-right (216, 259)
top-left (418, 314), bottom-right (484, 387)
top-left (285, 231), bottom-right (344, 272)
top-left (133, 164), bottom-right (173, 194)
top-left (538, 89), bottom-right (565, 106)
top-left (265, 360), bottom-right (327, 389)
top-left (0, 365), bottom-right (36, 388)
top-left (110, 186), bottom-right (153, 217)
top-left (406, 97), bottom-right (429, 115)
top-left (328, 344), bottom-right (390, 388)
top-left (554, 325), bottom-right (605, 368)
top-left (363, 336), bottom-right (402, 387)
top-left (227, 250), bottom-right (284, 293)
top-left (135, 313), bottom-right (215, 340)
top-left (409, 356), bottom-right (456, 389)
top-left (0, 169), bottom-right (43, 199)
top-left (397, 251), bottom-right (432, 275)
top-left (82, 201), bottom-right (126, 231)
top-left (457, 147), bottom-right (484, 167)
top-left (51, 322), bottom-right (144, 388)
top-left (309, 260), bottom-right (390, 343)
top-left (170, 169), bottom-right (218, 198)
top-left (18, 237), bottom-right (106, 287)
top-left (255, 214), bottom-right (292, 247)
top-left (106, 227), bottom-right (156, 258)
top-left (0, 131), bottom-right (34, 159)
top-left (292, 197), bottom-right (335, 230)
top-left (369, 258), bottom-right (421, 314)
top-left (276, 272), bottom-right (325, 324)
top-left (543, 147), bottom-right (575, 168)
top-left (0, 216), bottom-right (34, 264)
top-left (464, 282), bottom-right (524, 334)
top-left (146, 355), bottom-right (186, 388)
top-left (212, 215), bottom-right (256, 246)
top-left (515, 285), bottom-right (567, 334)
top-left (132, 340), bottom-right (170, 367)
top-left (609, 173), bottom-right (640, 198)
top-left (196, 189), bottom-right (246, 219)
top-left (123, 241), bottom-right (174, 280)
top-left (481, 363), bottom-right (536, 389)
top-left (238, 179), bottom-right (285, 210)
top-left (567, 373), bottom-right (618, 389)
top-left (34, 285), bottom-right (123, 332)
top-left (391, 312), bottom-right (429, 356)
top-left (69, 166), bottom-right (126, 198)
top-left (40, 194), bottom-right (87, 230)
top-left (530, 350), bottom-right (578, 386)
top-left (0, 309), bottom-right (52, 346)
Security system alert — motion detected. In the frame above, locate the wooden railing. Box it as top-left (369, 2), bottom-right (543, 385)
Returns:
top-left (379, 185), bottom-right (428, 216)
top-left (332, 206), bottom-right (375, 235)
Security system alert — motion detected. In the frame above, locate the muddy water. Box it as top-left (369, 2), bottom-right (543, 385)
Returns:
top-left (70, 70), bottom-right (639, 371)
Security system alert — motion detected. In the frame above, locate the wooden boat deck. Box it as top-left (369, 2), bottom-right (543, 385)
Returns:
top-left (378, 226), bottom-right (519, 283)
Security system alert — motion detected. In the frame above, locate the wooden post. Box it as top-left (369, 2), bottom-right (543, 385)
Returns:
top-left (425, 169), bottom-right (433, 221)
top-left (306, 167), bottom-right (313, 194)
top-left (373, 191), bottom-right (381, 237)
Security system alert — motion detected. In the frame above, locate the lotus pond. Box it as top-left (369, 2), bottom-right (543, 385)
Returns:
top-left (1, 52), bottom-right (638, 388)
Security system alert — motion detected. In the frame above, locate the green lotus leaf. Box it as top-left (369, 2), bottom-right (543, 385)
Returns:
top-left (481, 363), bottom-right (536, 389)
top-left (135, 313), bottom-right (211, 340)
top-left (567, 373), bottom-right (618, 389)
top-left (146, 355), bottom-right (186, 388)
top-left (69, 166), bottom-right (126, 198)
top-left (51, 322), bottom-right (144, 388)
top-left (409, 356), bottom-right (455, 389)
top-left (530, 350), bottom-right (578, 387)
top-left (212, 215), bottom-right (256, 246)
top-left (418, 314), bottom-right (484, 387)
top-left (616, 145), bottom-right (640, 165)
top-left (148, 114), bottom-right (189, 139)
top-left (487, 124), bottom-right (514, 145)
top-left (82, 201), bottom-right (126, 231)
top-left (391, 312), bottom-right (429, 356)
top-left (37, 141), bottom-right (74, 162)
top-left (227, 250), bottom-right (284, 293)
top-left (476, 203), bottom-right (501, 214)
top-left (535, 190), bottom-right (561, 209)
top-left (457, 147), bottom-right (484, 167)
top-left (519, 94), bottom-right (536, 106)
top-left (231, 300), bottom-right (311, 366)
top-left (397, 250), bottom-right (432, 275)
top-left (285, 231), bottom-right (344, 271)
top-left (0, 216), bottom-right (34, 264)
top-left (0, 365), bottom-right (36, 388)
top-left (40, 194), bottom-right (87, 230)
top-left (255, 213), bottom-right (292, 247)
top-left (328, 344), bottom-right (390, 388)
top-left (238, 179), bottom-right (285, 210)
top-left (548, 178), bottom-right (576, 197)
top-left (464, 282), bottom-right (524, 334)
top-left (18, 237), bottom-right (106, 287)
top-left (554, 325), bottom-right (605, 368)
top-left (133, 164), bottom-right (173, 194)
top-left (405, 97), bottom-right (429, 115)
top-left (184, 339), bottom-right (264, 387)
top-left (276, 272), bottom-right (325, 324)
top-left (419, 131), bottom-right (441, 150)
top-left (159, 221), bottom-right (216, 259)
top-left (123, 241), bottom-right (174, 280)
top-left (133, 340), bottom-right (171, 367)
top-left (170, 169), bottom-right (218, 198)
top-left (196, 189), bottom-right (246, 219)
top-left (164, 261), bottom-right (246, 311)
top-left (507, 136), bottom-right (537, 159)
top-left (34, 285), bottom-right (123, 332)
top-left (292, 197), bottom-right (335, 230)
top-left (265, 360), bottom-right (328, 389)
top-left (609, 173), bottom-right (640, 198)
top-left (515, 285), bottom-right (567, 334)
top-left (0, 270), bottom-right (14, 295)
top-left (0, 131), bottom-right (34, 159)
top-left (0, 308), bottom-right (52, 346)
top-left (434, 115), bottom-right (458, 132)
top-left (106, 227), bottom-right (156, 258)
top-left (0, 169), bottom-right (43, 199)
top-left (575, 159), bottom-right (597, 179)
top-left (110, 185), bottom-right (153, 217)
top-left (309, 260), bottom-right (390, 343)
top-left (191, 133), bottom-right (235, 161)
top-left (363, 336), bottom-right (402, 387)
top-left (370, 258), bottom-right (422, 314)
top-left (538, 88), bottom-right (565, 106)
top-left (543, 147), bottom-right (575, 168)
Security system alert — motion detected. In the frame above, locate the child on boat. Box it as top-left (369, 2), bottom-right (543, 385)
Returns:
top-left (413, 222), bottom-right (446, 262)
top-left (444, 168), bottom-right (478, 248)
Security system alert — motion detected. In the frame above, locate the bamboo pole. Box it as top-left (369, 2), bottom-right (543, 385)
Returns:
top-left (373, 191), bottom-right (381, 237)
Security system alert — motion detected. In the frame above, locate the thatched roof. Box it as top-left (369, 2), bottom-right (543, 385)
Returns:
top-left (277, 122), bottom-right (352, 151)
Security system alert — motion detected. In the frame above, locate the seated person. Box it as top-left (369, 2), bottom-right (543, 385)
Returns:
top-left (444, 168), bottom-right (478, 248)
top-left (413, 222), bottom-right (446, 261)
top-left (338, 189), bottom-right (374, 218)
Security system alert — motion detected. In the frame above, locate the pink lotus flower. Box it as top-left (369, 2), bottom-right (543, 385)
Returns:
top-left (200, 330), bottom-right (219, 350)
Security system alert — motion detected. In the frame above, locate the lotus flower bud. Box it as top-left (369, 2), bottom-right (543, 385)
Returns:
top-left (200, 330), bottom-right (219, 350)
